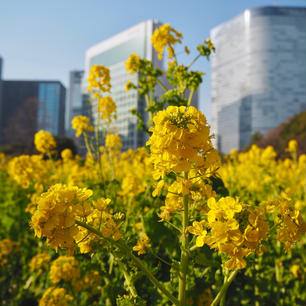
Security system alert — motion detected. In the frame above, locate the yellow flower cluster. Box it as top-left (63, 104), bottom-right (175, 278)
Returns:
top-left (220, 144), bottom-right (306, 203)
top-left (133, 233), bottom-right (152, 255)
top-left (147, 106), bottom-right (220, 179)
top-left (156, 175), bottom-right (216, 220)
top-left (120, 174), bottom-right (145, 200)
top-left (151, 24), bottom-right (182, 60)
top-left (31, 184), bottom-right (93, 254)
top-left (8, 155), bottom-right (48, 188)
top-left (98, 96), bottom-right (117, 122)
top-left (50, 255), bottom-right (80, 285)
top-left (72, 115), bottom-right (94, 137)
top-left (105, 134), bottom-right (122, 152)
top-left (265, 198), bottom-right (306, 251)
top-left (34, 130), bottom-right (56, 154)
top-left (30, 251), bottom-right (51, 275)
top-left (39, 287), bottom-right (73, 306)
top-left (125, 53), bottom-right (141, 75)
top-left (189, 197), bottom-right (268, 270)
top-left (88, 64), bottom-right (111, 96)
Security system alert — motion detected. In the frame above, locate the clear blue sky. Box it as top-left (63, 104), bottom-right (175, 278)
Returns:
top-left (0, 0), bottom-right (305, 120)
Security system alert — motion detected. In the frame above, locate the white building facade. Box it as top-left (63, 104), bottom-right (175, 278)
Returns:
top-left (211, 6), bottom-right (306, 153)
top-left (84, 20), bottom-right (163, 150)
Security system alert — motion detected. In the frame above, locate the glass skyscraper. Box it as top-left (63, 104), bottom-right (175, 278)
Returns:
top-left (0, 80), bottom-right (65, 145)
top-left (84, 20), bottom-right (163, 150)
top-left (211, 7), bottom-right (306, 153)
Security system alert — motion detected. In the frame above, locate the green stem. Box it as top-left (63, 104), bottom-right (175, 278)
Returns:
top-left (188, 54), bottom-right (201, 69)
top-left (75, 220), bottom-right (181, 306)
top-left (187, 89), bottom-right (195, 107)
top-left (157, 79), bottom-right (168, 92)
top-left (118, 261), bottom-right (138, 298)
top-left (219, 275), bottom-right (227, 306)
top-left (178, 175), bottom-right (189, 306)
top-left (145, 93), bottom-right (153, 125)
top-left (209, 270), bottom-right (238, 306)
top-left (83, 132), bottom-right (92, 156)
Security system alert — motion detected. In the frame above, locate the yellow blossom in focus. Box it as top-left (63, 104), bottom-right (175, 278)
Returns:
top-left (34, 130), bottom-right (56, 154)
top-left (147, 106), bottom-right (220, 179)
top-left (31, 184), bottom-right (93, 254)
top-left (72, 115), bottom-right (94, 137)
top-left (188, 221), bottom-right (207, 247)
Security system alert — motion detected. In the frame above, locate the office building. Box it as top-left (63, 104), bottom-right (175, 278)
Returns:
top-left (0, 80), bottom-right (65, 145)
top-left (66, 70), bottom-right (85, 134)
top-left (85, 20), bottom-right (193, 150)
top-left (211, 6), bottom-right (306, 153)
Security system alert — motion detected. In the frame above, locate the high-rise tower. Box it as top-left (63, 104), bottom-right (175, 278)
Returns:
top-left (211, 7), bottom-right (306, 153)
top-left (84, 20), bottom-right (164, 150)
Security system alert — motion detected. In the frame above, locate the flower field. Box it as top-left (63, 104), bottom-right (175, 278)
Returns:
top-left (0, 24), bottom-right (305, 306)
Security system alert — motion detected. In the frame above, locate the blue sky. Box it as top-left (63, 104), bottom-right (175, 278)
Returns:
top-left (0, 0), bottom-right (305, 120)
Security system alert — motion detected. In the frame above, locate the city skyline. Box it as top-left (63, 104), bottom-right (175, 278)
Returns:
top-left (1, 0), bottom-right (305, 122)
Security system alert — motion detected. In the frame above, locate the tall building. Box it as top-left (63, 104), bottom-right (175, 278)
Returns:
top-left (66, 70), bottom-right (85, 134)
top-left (0, 80), bottom-right (66, 145)
top-left (84, 20), bottom-right (164, 150)
top-left (211, 6), bottom-right (306, 153)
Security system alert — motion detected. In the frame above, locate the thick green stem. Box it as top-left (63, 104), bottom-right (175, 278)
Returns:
top-left (178, 185), bottom-right (189, 305)
top-left (209, 270), bottom-right (238, 306)
top-left (75, 220), bottom-right (181, 306)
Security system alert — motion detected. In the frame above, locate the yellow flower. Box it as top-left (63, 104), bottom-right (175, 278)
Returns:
top-left (188, 221), bottom-right (207, 247)
top-left (151, 24), bottom-right (182, 60)
top-left (30, 252), bottom-right (51, 274)
top-left (147, 106), bottom-right (219, 179)
top-left (125, 53), bottom-right (141, 74)
top-left (34, 130), bottom-right (56, 154)
top-left (31, 184), bottom-right (93, 254)
top-left (87, 64), bottom-right (111, 95)
top-left (286, 139), bottom-right (298, 153)
top-left (290, 264), bottom-right (300, 278)
top-left (105, 134), bottom-right (122, 152)
top-left (61, 148), bottom-right (73, 160)
top-left (72, 115), bottom-right (94, 137)
top-left (39, 287), bottom-right (73, 306)
top-left (50, 255), bottom-right (80, 285)
top-left (133, 233), bottom-right (152, 255)
top-left (98, 96), bottom-right (117, 122)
